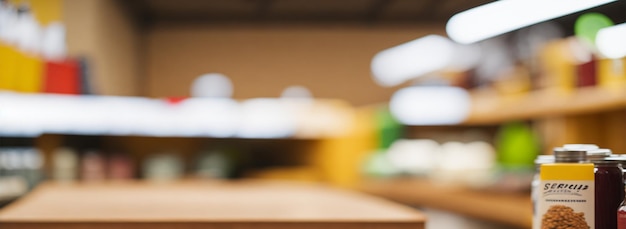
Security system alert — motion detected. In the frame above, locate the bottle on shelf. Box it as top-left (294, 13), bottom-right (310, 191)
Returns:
top-left (14, 5), bottom-right (43, 93)
top-left (52, 147), bottom-right (78, 182)
top-left (107, 152), bottom-right (134, 180)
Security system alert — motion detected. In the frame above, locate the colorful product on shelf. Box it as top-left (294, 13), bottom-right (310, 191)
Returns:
top-left (44, 58), bottom-right (80, 94)
top-left (573, 13), bottom-right (615, 89)
top-left (195, 150), bottom-right (231, 179)
top-left (80, 150), bottom-right (106, 182)
top-left (0, 43), bottom-right (16, 90)
top-left (537, 158), bottom-right (595, 229)
top-left (13, 6), bottom-right (43, 93)
top-left (576, 57), bottom-right (597, 87)
top-left (107, 153), bottom-right (134, 180)
top-left (495, 122), bottom-right (539, 170)
top-left (597, 58), bottom-right (626, 89)
top-left (52, 147), bottom-right (78, 182)
top-left (538, 39), bottom-right (578, 92)
top-left (142, 153), bottom-right (184, 182)
top-left (533, 146), bottom-right (625, 229)
top-left (533, 148), bottom-right (587, 229)
top-left (0, 2), bottom-right (83, 95)
top-left (15, 52), bottom-right (43, 93)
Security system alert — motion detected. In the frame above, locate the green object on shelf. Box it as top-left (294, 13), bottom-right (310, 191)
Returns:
top-left (495, 122), bottom-right (539, 169)
top-left (375, 107), bottom-right (403, 150)
top-left (196, 150), bottom-right (232, 179)
top-left (575, 13), bottom-right (614, 47)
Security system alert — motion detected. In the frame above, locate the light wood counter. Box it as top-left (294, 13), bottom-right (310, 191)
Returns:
top-left (0, 180), bottom-right (425, 229)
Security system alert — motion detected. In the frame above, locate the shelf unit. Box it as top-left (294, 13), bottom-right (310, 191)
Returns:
top-left (2, 1), bottom-right (624, 228)
top-left (375, 87), bottom-right (626, 228)
top-left (448, 85), bottom-right (626, 156)
top-left (361, 178), bottom-right (531, 229)
top-left (0, 93), bottom-right (377, 189)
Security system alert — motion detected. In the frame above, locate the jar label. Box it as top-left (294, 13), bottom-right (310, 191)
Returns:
top-left (537, 163), bottom-right (595, 229)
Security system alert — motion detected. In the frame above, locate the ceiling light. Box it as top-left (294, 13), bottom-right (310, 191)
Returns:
top-left (597, 23), bottom-right (626, 59)
top-left (389, 86), bottom-right (470, 125)
top-left (371, 35), bottom-right (455, 87)
top-left (446, 0), bottom-right (617, 44)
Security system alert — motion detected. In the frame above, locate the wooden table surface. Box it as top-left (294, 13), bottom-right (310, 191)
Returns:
top-left (0, 180), bottom-right (425, 229)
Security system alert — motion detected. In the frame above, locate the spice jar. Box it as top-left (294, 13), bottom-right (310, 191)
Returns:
top-left (553, 147), bottom-right (587, 163)
top-left (537, 150), bottom-right (594, 229)
top-left (533, 148), bottom-right (587, 229)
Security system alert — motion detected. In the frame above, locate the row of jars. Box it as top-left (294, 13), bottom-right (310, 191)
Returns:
top-left (532, 144), bottom-right (626, 229)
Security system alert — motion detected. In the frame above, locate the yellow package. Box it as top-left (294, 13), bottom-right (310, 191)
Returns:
top-left (0, 43), bottom-right (18, 90)
top-left (536, 163), bottom-right (595, 229)
top-left (597, 58), bottom-right (626, 90)
top-left (15, 53), bottom-right (43, 93)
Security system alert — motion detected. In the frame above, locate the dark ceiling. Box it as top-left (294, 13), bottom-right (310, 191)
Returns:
top-left (123, 0), bottom-right (626, 36)
top-left (125, 0), bottom-right (495, 26)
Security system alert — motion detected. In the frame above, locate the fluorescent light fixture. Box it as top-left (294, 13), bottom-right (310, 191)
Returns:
top-left (0, 93), bottom-right (239, 137)
top-left (389, 86), bottom-right (470, 125)
top-left (371, 35), bottom-right (455, 87)
top-left (236, 98), bottom-right (297, 138)
top-left (0, 93), bottom-right (344, 139)
top-left (446, 0), bottom-right (617, 44)
top-left (176, 98), bottom-right (239, 137)
top-left (448, 43), bottom-right (482, 71)
top-left (597, 23), bottom-right (626, 59)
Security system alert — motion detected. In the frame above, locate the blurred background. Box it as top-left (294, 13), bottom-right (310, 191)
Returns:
top-left (1, 0), bottom-right (626, 228)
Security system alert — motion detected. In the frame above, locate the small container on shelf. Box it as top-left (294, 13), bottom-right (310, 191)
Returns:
top-left (107, 153), bottom-right (134, 180)
top-left (597, 58), bottom-right (626, 90)
top-left (142, 153), bottom-right (184, 182)
top-left (51, 147), bottom-right (78, 182)
top-left (80, 150), bottom-right (106, 182)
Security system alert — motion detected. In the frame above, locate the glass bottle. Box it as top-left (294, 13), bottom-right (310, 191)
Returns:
top-left (594, 159), bottom-right (624, 229)
top-left (607, 154), bottom-right (626, 189)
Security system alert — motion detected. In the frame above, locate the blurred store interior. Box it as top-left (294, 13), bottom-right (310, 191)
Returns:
top-left (1, 0), bottom-right (626, 228)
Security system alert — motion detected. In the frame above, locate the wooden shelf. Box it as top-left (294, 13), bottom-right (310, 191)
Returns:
top-left (360, 178), bottom-right (531, 229)
top-left (0, 180), bottom-right (425, 229)
top-left (464, 87), bottom-right (626, 125)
